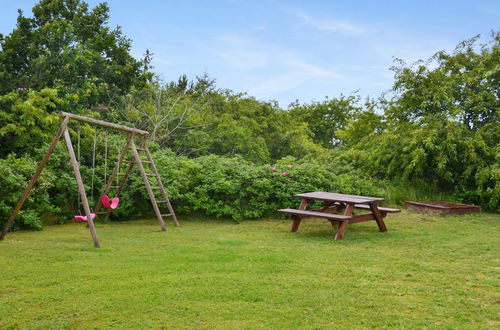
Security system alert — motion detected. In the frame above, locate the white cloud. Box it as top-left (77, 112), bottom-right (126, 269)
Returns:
top-left (215, 35), bottom-right (268, 69)
top-left (292, 10), bottom-right (366, 36)
top-left (210, 33), bottom-right (340, 100)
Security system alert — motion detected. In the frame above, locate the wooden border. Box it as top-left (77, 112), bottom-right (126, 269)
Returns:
top-left (406, 201), bottom-right (481, 214)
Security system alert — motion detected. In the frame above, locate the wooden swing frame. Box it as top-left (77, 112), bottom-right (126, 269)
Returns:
top-left (0, 112), bottom-right (179, 248)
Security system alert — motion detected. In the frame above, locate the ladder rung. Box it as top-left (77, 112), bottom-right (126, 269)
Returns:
top-left (161, 214), bottom-right (172, 217)
top-left (110, 186), bottom-right (120, 189)
top-left (141, 160), bottom-right (151, 163)
top-left (157, 200), bottom-right (167, 203)
top-left (152, 187), bottom-right (161, 189)
top-left (123, 160), bottom-right (134, 163)
top-left (137, 147), bottom-right (147, 151)
top-left (146, 173), bottom-right (156, 176)
top-left (95, 211), bottom-right (108, 214)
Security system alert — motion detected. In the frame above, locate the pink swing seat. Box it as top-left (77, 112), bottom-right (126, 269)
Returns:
top-left (101, 195), bottom-right (120, 210)
top-left (74, 213), bottom-right (96, 222)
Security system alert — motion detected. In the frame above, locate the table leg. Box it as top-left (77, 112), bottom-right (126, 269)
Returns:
top-left (369, 203), bottom-right (387, 232)
top-left (290, 215), bottom-right (301, 232)
top-left (299, 198), bottom-right (308, 210)
top-left (334, 203), bottom-right (354, 240)
top-left (290, 198), bottom-right (308, 232)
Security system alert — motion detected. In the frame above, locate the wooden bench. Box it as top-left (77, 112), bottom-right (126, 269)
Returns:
top-left (278, 208), bottom-right (352, 233)
top-left (278, 208), bottom-right (352, 221)
top-left (354, 204), bottom-right (401, 213)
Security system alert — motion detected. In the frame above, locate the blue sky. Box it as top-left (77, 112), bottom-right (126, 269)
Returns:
top-left (1, 1), bottom-right (499, 107)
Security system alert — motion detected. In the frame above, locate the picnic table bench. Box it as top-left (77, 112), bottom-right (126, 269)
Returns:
top-left (278, 192), bottom-right (400, 240)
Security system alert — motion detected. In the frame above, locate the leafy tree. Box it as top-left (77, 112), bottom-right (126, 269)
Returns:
top-left (0, 0), bottom-right (149, 112)
top-left (288, 94), bottom-right (361, 147)
top-left (348, 32), bottom-right (499, 210)
top-left (0, 88), bottom-right (61, 157)
top-left (117, 74), bottom-right (216, 147)
top-left (387, 32), bottom-right (499, 129)
top-left (337, 99), bottom-right (385, 147)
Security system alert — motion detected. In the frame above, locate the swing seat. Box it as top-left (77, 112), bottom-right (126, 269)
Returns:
top-left (74, 213), bottom-right (96, 222)
top-left (101, 195), bottom-right (120, 210)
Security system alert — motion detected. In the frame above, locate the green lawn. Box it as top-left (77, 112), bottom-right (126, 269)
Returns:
top-left (1, 211), bottom-right (499, 329)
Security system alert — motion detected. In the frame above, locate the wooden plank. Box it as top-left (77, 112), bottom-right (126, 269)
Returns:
top-left (64, 128), bottom-right (101, 248)
top-left (405, 201), bottom-right (481, 214)
top-left (277, 208), bottom-right (352, 220)
top-left (59, 112), bottom-right (149, 135)
top-left (355, 204), bottom-right (400, 213)
top-left (0, 117), bottom-right (70, 241)
top-left (294, 192), bottom-right (383, 204)
top-left (131, 141), bottom-right (167, 231)
top-left (369, 203), bottom-right (387, 232)
top-left (350, 213), bottom-right (378, 223)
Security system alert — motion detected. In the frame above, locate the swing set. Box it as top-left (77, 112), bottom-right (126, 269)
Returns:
top-left (0, 112), bottom-right (179, 248)
top-left (73, 128), bottom-right (120, 221)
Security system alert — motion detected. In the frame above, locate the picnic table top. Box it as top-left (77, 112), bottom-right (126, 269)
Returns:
top-left (293, 192), bottom-right (384, 204)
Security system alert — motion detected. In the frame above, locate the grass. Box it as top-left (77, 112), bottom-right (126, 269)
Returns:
top-left (0, 211), bottom-right (499, 329)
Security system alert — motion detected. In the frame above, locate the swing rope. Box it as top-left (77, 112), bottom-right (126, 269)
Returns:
top-left (90, 129), bottom-right (97, 202)
top-left (100, 130), bottom-right (120, 210)
top-left (104, 131), bottom-right (108, 185)
top-left (74, 127), bottom-right (96, 222)
top-left (77, 127), bottom-right (82, 213)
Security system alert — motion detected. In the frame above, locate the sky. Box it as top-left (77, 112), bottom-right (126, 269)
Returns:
top-left (0, 0), bottom-right (499, 107)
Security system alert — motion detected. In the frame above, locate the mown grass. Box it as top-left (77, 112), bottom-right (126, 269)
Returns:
top-left (1, 211), bottom-right (499, 329)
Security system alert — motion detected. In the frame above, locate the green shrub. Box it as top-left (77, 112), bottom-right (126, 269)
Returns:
top-left (117, 151), bottom-right (382, 222)
top-left (0, 155), bottom-right (58, 231)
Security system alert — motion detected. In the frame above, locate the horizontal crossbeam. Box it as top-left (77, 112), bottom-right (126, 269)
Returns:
top-left (59, 112), bottom-right (149, 136)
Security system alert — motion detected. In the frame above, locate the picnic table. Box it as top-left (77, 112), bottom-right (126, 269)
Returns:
top-left (278, 192), bottom-right (400, 240)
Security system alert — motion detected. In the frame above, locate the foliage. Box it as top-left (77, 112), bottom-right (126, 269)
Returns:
top-left (0, 0), bottom-right (149, 112)
top-left (338, 32), bottom-right (500, 211)
top-left (0, 0), bottom-right (497, 234)
top-left (117, 151), bottom-right (380, 221)
top-left (289, 94), bottom-right (362, 147)
top-left (0, 155), bottom-right (57, 231)
top-left (118, 79), bottom-right (323, 162)
top-left (0, 88), bottom-right (61, 157)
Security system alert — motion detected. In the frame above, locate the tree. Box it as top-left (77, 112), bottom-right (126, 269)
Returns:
top-left (288, 94), bottom-right (361, 147)
top-left (0, 0), bottom-right (149, 112)
top-left (386, 32), bottom-right (499, 130)
top-left (349, 32), bottom-right (499, 210)
top-left (117, 74), bottom-right (216, 148)
top-left (0, 88), bottom-right (61, 157)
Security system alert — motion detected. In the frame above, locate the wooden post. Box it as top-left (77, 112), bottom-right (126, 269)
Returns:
top-left (290, 198), bottom-right (308, 232)
top-left (64, 128), bottom-right (101, 248)
top-left (0, 117), bottom-right (70, 241)
top-left (335, 203), bottom-right (354, 240)
top-left (369, 203), bottom-right (387, 232)
top-left (131, 141), bottom-right (167, 232)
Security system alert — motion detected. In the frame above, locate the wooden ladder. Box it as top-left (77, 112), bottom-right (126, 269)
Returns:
top-left (94, 134), bottom-right (179, 229)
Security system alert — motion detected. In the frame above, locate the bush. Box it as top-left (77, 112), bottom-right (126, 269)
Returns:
top-left (117, 151), bottom-right (382, 221)
top-left (0, 155), bottom-right (58, 231)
